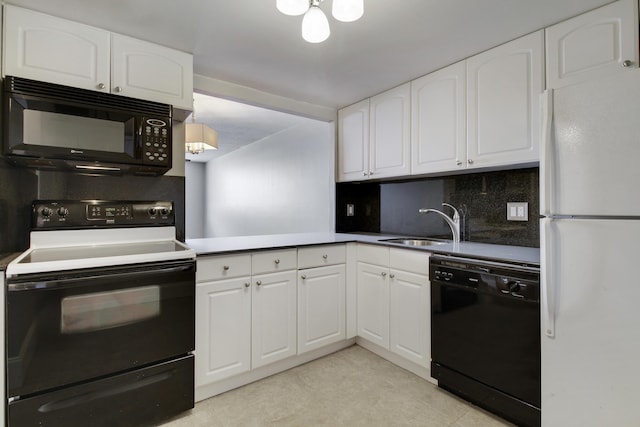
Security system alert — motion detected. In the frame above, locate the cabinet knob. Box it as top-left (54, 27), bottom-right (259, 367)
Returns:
top-left (322, 254), bottom-right (328, 259)
top-left (467, 159), bottom-right (474, 165)
top-left (381, 272), bottom-right (387, 277)
top-left (114, 86), bottom-right (123, 93)
top-left (301, 275), bottom-right (307, 280)
top-left (390, 273), bottom-right (395, 279)
top-left (244, 282), bottom-right (250, 288)
top-left (96, 83), bottom-right (106, 90)
top-left (456, 160), bottom-right (462, 166)
top-left (223, 265), bottom-right (230, 271)
top-left (623, 60), bottom-right (634, 68)
top-left (274, 259), bottom-right (280, 265)
top-left (363, 172), bottom-right (368, 177)
top-left (256, 280), bottom-right (262, 286)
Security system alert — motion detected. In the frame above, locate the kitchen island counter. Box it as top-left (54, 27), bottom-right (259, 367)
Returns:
top-left (187, 232), bottom-right (539, 265)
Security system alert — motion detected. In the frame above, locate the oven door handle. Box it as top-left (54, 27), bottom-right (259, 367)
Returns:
top-left (6, 263), bottom-right (193, 292)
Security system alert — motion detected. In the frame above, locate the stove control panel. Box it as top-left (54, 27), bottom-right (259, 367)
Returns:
top-left (33, 200), bottom-right (174, 229)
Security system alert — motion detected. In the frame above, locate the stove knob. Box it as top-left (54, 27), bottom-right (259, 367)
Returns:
top-left (57, 207), bottom-right (69, 217)
top-left (508, 281), bottom-right (521, 293)
top-left (149, 208), bottom-right (157, 216)
top-left (41, 207), bottom-right (52, 217)
top-left (160, 207), bottom-right (169, 216)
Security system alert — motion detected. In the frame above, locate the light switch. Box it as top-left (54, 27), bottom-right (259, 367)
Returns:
top-left (507, 202), bottom-right (528, 221)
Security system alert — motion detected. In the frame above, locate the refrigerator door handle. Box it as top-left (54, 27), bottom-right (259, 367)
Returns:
top-left (540, 89), bottom-right (553, 217)
top-left (541, 218), bottom-right (555, 337)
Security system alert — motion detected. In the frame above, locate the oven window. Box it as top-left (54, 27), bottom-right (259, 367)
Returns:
top-left (23, 109), bottom-right (125, 153)
top-left (61, 286), bottom-right (160, 333)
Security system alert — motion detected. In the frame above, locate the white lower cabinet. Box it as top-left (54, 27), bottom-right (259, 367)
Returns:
top-left (251, 269), bottom-right (297, 369)
top-left (357, 244), bottom-right (431, 368)
top-left (389, 250), bottom-right (430, 368)
top-left (196, 276), bottom-right (251, 385)
top-left (298, 264), bottom-right (346, 354)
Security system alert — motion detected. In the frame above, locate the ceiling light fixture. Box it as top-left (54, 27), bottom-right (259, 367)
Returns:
top-left (276, 0), bottom-right (364, 43)
top-left (185, 107), bottom-right (218, 155)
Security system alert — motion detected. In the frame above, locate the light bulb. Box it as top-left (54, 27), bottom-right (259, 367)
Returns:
top-left (302, 6), bottom-right (330, 43)
top-left (276, 0), bottom-right (309, 16)
top-left (332, 0), bottom-right (363, 22)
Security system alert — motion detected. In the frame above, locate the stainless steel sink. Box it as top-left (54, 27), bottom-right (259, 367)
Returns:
top-left (382, 238), bottom-right (448, 247)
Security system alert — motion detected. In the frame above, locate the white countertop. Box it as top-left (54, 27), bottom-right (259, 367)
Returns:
top-left (186, 232), bottom-right (540, 265)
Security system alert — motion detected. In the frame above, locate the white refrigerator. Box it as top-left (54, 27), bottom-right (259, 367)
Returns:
top-left (541, 68), bottom-right (640, 426)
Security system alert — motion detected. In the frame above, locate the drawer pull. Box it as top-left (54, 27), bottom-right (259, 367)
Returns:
top-left (381, 272), bottom-right (387, 277)
top-left (274, 259), bottom-right (280, 265)
top-left (390, 273), bottom-right (395, 279)
top-left (301, 275), bottom-right (307, 280)
top-left (223, 265), bottom-right (230, 271)
top-left (244, 282), bottom-right (250, 288)
top-left (256, 280), bottom-right (262, 286)
top-left (322, 254), bottom-right (328, 259)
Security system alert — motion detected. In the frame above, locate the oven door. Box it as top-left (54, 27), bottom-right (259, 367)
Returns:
top-left (6, 260), bottom-right (195, 398)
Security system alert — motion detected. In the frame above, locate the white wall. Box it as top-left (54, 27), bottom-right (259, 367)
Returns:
top-left (201, 119), bottom-right (335, 237)
top-left (185, 161), bottom-right (206, 238)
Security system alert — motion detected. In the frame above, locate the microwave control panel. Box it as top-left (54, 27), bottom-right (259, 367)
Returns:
top-left (142, 118), bottom-right (171, 166)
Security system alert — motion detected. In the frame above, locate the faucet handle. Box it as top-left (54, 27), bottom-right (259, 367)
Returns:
top-left (442, 203), bottom-right (460, 221)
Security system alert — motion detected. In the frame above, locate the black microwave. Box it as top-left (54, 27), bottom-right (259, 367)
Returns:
top-left (2, 76), bottom-right (173, 175)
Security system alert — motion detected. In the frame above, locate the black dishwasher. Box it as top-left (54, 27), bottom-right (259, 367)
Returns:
top-left (430, 255), bottom-right (540, 427)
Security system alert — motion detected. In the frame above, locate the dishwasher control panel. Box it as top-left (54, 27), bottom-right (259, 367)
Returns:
top-left (430, 255), bottom-right (539, 302)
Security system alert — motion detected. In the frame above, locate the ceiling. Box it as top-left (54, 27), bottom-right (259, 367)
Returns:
top-left (7, 0), bottom-right (616, 160)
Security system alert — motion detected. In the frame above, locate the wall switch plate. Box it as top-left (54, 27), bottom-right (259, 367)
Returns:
top-left (346, 204), bottom-right (355, 217)
top-left (507, 202), bottom-right (528, 221)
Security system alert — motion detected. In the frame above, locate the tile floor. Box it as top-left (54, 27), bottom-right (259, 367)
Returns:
top-left (160, 345), bottom-right (514, 427)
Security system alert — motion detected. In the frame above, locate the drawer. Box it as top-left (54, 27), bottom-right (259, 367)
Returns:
top-left (389, 248), bottom-right (430, 276)
top-left (357, 243), bottom-right (389, 266)
top-left (196, 253), bottom-right (251, 282)
top-left (251, 249), bottom-right (297, 274)
top-left (298, 244), bottom-right (346, 269)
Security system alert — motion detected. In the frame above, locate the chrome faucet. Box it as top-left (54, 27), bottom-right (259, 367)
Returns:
top-left (418, 203), bottom-right (461, 244)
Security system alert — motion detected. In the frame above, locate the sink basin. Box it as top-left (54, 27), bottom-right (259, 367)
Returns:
top-left (382, 238), bottom-right (448, 247)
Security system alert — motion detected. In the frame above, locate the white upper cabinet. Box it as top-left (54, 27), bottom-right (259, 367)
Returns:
top-left (337, 83), bottom-right (410, 182)
top-left (111, 34), bottom-right (193, 110)
top-left (3, 5), bottom-right (110, 92)
top-left (411, 61), bottom-right (466, 174)
top-left (369, 83), bottom-right (411, 179)
top-left (546, 0), bottom-right (639, 89)
top-left (466, 31), bottom-right (543, 169)
top-left (337, 99), bottom-right (370, 181)
top-left (3, 5), bottom-right (193, 111)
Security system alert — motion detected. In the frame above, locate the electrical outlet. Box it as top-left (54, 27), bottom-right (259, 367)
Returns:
top-left (507, 202), bottom-right (528, 221)
top-left (346, 204), bottom-right (355, 217)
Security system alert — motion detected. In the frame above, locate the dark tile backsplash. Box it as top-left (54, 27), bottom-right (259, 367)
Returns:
top-left (0, 158), bottom-right (185, 253)
top-left (336, 167), bottom-right (539, 248)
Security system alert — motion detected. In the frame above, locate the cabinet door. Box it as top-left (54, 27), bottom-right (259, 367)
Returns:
top-left (251, 270), bottom-right (297, 368)
top-left (298, 264), bottom-right (346, 354)
top-left (111, 34), bottom-right (193, 109)
top-left (195, 277), bottom-right (251, 386)
top-left (3, 5), bottom-right (110, 92)
top-left (337, 99), bottom-right (370, 182)
top-left (389, 269), bottom-right (430, 367)
top-left (546, 0), bottom-right (639, 89)
top-left (411, 62), bottom-right (466, 174)
top-left (356, 262), bottom-right (389, 349)
top-left (370, 83), bottom-right (411, 178)
top-left (467, 31), bottom-right (543, 168)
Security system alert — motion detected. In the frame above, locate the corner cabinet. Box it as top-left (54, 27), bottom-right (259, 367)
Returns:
top-left (546, 0), bottom-right (639, 89)
top-left (337, 83), bottom-right (410, 182)
top-left (466, 31), bottom-right (543, 169)
top-left (297, 245), bottom-right (346, 354)
top-left (3, 4), bottom-right (193, 111)
top-left (250, 250), bottom-right (298, 369)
